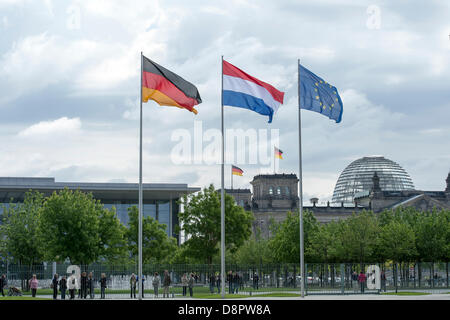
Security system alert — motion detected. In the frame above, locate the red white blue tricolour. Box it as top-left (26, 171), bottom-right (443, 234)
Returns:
top-left (222, 60), bottom-right (284, 123)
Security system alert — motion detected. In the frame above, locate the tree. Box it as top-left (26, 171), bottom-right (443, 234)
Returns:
top-left (415, 209), bottom-right (448, 263)
top-left (125, 206), bottom-right (178, 264)
top-left (377, 221), bottom-right (417, 263)
top-left (231, 233), bottom-right (272, 265)
top-left (0, 191), bottom-right (45, 285)
top-left (38, 188), bottom-right (124, 265)
top-left (335, 210), bottom-right (379, 267)
top-left (307, 221), bottom-right (340, 263)
top-left (268, 210), bottom-right (318, 263)
top-left (98, 206), bottom-right (129, 264)
top-left (178, 184), bottom-right (253, 264)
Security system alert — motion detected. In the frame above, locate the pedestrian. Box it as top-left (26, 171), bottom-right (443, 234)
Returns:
top-left (209, 273), bottom-right (216, 294)
top-left (99, 273), bottom-right (107, 299)
top-left (215, 273), bottom-right (221, 294)
top-left (351, 271), bottom-right (358, 291)
top-left (152, 272), bottom-right (160, 298)
top-left (233, 272), bottom-right (239, 294)
top-left (163, 270), bottom-right (171, 298)
top-left (80, 271), bottom-right (88, 299)
top-left (141, 275), bottom-right (146, 298)
top-left (68, 270), bottom-right (78, 300)
top-left (253, 273), bottom-right (259, 290)
top-left (88, 272), bottom-right (95, 299)
top-left (130, 273), bottom-right (137, 299)
top-left (381, 270), bottom-right (386, 292)
top-left (240, 272), bottom-right (244, 290)
top-left (358, 270), bottom-right (367, 293)
top-left (0, 274), bottom-right (6, 297)
top-left (29, 274), bottom-right (38, 298)
top-left (188, 273), bottom-right (195, 297)
top-left (59, 275), bottom-right (67, 300)
top-left (51, 273), bottom-right (59, 299)
top-left (181, 273), bottom-right (188, 296)
top-left (227, 271), bottom-right (233, 294)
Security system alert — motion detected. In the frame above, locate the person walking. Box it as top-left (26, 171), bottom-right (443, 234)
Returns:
top-left (215, 273), bottom-right (221, 294)
top-left (351, 271), bottom-right (358, 291)
top-left (79, 271), bottom-right (88, 299)
top-left (381, 270), bottom-right (386, 292)
top-left (253, 273), bottom-right (259, 290)
top-left (88, 272), bottom-right (95, 299)
top-left (163, 270), bottom-right (171, 298)
top-left (209, 272), bottom-right (216, 294)
top-left (152, 272), bottom-right (160, 298)
top-left (130, 273), bottom-right (137, 299)
top-left (227, 271), bottom-right (233, 294)
top-left (0, 274), bottom-right (6, 297)
top-left (99, 273), bottom-right (107, 299)
top-left (51, 274), bottom-right (59, 299)
top-left (59, 275), bottom-right (67, 300)
top-left (181, 273), bottom-right (188, 297)
top-left (29, 274), bottom-right (38, 298)
top-left (358, 270), bottom-right (367, 293)
top-left (141, 275), bottom-right (146, 298)
top-left (233, 272), bottom-right (239, 294)
top-left (188, 273), bottom-right (195, 297)
top-left (68, 271), bottom-right (78, 300)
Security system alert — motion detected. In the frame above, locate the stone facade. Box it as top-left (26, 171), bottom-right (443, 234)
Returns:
top-left (226, 172), bottom-right (450, 239)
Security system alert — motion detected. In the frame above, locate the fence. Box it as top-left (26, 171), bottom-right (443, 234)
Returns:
top-left (0, 262), bottom-right (448, 298)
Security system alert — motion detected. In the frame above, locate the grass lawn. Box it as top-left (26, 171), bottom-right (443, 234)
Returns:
top-left (381, 292), bottom-right (431, 296)
top-left (0, 296), bottom-right (51, 300)
top-left (22, 286), bottom-right (300, 296)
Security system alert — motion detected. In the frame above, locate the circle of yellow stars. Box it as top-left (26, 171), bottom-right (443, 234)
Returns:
top-left (314, 80), bottom-right (338, 111)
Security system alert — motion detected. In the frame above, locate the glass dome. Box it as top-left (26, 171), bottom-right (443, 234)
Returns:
top-left (332, 156), bottom-right (414, 204)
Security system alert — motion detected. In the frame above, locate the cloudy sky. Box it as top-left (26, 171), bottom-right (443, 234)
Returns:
top-left (0, 0), bottom-right (449, 204)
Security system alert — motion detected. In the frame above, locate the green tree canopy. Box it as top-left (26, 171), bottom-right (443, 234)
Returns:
top-left (0, 190), bottom-right (44, 265)
top-left (334, 210), bottom-right (379, 266)
top-left (268, 210), bottom-right (318, 263)
top-left (178, 184), bottom-right (253, 264)
top-left (38, 188), bottom-right (124, 265)
top-left (126, 205), bottom-right (178, 264)
top-left (377, 220), bottom-right (417, 263)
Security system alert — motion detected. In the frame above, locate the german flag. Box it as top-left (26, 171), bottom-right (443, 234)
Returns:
top-left (274, 147), bottom-right (283, 159)
top-left (142, 56), bottom-right (202, 114)
top-left (232, 165), bottom-right (243, 176)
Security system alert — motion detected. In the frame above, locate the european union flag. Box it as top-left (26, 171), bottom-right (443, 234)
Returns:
top-left (299, 64), bottom-right (343, 123)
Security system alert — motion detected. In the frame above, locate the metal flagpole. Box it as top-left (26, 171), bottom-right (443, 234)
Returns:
top-left (231, 165), bottom-right (233, 190)
top-left (138, 51), bottom-right (143, 300)
top-left (298, 59), bottom-right (305, 298)
top-left (220, 55), bottom-right (226, 299)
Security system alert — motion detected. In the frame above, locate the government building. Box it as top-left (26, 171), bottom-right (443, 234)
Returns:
top-left (0, 177), bottom-right (199, 243)
top-left (226, 156), bottom-right (450, 239)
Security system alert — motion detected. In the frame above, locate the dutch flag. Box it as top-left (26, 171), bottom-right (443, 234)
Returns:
top-left (222, 60), bottom-right (284, 123)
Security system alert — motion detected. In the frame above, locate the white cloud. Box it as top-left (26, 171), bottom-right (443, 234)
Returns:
top-left (18, 117), bottom-right (81, 137)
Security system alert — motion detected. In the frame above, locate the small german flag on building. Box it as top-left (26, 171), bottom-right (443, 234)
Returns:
top-left (274, 147), bottom-right (283, 159)
top-left (142, 55), bottom-right (202, 114)
top-left (232, 165), bottom-right (244, 176)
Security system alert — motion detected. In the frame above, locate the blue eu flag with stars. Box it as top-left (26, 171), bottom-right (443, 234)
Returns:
top-left (299, 64), bottom-right (343, 123)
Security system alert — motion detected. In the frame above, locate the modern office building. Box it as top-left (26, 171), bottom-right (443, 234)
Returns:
top-left (0, 177), bottom-right (200, 242)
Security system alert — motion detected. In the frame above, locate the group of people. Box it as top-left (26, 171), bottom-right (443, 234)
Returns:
top-left (129, 271), bottom-right (196, 298)
top-left (27, 271), bottom-right (108, 299)
top-left (226, 271), bottom-right (244, 294)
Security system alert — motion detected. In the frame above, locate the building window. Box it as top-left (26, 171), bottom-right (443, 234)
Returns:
top-left (269, 186), bottom-right (273, 195)
top-left (276, 186), bottom-right (281, 195)
top-left (285, 186), bottom-right (290, 195)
